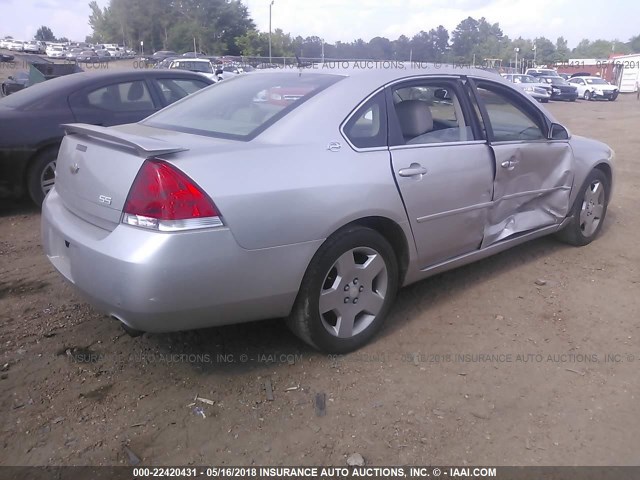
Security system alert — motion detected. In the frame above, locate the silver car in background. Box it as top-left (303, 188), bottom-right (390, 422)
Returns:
top-left (501, 74), bottom-right (551, 102)
top-left (42, 65), bottom-right (614, 353)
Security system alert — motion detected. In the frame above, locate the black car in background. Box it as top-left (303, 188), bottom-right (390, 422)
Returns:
top-left (537, 75), bottom-right (579, 101)
top-left (143, 50), bottom-right (178, 65)
top-left (0, 69), bottom-right (214, 205)
top-left (1, 72), bottom-right (30, 96)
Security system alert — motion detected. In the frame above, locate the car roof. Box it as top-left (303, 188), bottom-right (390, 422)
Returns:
top-left (173, 58), bottom-right (211, 63)
top-left (0, 69), bottom-right (214, 109)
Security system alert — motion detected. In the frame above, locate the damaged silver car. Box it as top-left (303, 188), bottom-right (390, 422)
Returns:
top-left (42, 66), bottom-right (614, 353)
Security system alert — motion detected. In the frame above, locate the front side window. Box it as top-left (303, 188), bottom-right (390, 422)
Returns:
top-left (474, 84), bottom-right (545, 142)
top-left (390, 82), bottom-right (472, 145)
top-left (144, 73), bottom-right (343, 140)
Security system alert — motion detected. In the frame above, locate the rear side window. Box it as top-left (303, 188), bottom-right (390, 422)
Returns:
top-left (84, 81), bottom-right (155, 112)
top-left (343, 91), bottom-right (386, 148)
top-left (144, 73), bottom-right (343, 140)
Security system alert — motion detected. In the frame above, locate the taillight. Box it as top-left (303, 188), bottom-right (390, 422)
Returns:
top-left (122, 159), bottom-right (222, 231)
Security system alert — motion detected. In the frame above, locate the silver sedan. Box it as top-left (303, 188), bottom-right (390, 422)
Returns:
top-left (42, 65), bottom-right (614, 353)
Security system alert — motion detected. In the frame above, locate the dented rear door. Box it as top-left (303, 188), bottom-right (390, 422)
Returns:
top-left (470, 80), bottom-right (574, 247)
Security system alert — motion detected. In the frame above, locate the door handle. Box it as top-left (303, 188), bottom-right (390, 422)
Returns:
top-left (398, 163), bottom-right (428, 178)
top-left (500, 158), bottom-right (518, 170)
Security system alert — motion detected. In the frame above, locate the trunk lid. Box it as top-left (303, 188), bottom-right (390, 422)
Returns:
top-left (54, 123), bottom-right (189, 231)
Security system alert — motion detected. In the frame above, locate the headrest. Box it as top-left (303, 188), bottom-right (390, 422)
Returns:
top-left (128, 81), bottom-right (144, 101)
top-left (395, 100), bottom-right (433, 138)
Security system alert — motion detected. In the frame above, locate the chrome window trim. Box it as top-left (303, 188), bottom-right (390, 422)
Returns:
top-left (389, 140), bottom-right (486, 151)
top-left (340, 74), bottom-right (468, 152)
top-left (340, 85), bottom-right (387, 152)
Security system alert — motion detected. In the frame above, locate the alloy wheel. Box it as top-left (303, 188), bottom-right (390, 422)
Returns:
top-left (40, 160), bottom-right (56, 196)
top-left (318, 247), bottom-right (388, 338)
top-left (579, 180), bottom-right (605, 237)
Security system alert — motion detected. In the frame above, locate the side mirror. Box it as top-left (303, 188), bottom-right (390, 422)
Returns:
top-left (549, 123), bottom-right (569, 140)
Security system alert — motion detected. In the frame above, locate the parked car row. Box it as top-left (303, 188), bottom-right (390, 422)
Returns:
top-left (0, 38), bottom-right (135, 61)
top-left (502, 68), bottom-right (619, 102)
top-left (1, 39), bottom-right (46, 53)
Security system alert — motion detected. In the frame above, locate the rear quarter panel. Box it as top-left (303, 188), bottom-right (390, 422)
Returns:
top-left (147, 75), bottom-right (413, 251)
top-left (164, 140), bottom-right (410, 251)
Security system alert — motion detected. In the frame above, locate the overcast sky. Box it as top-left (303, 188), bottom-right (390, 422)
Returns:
top-left (1, 0), bottom-right (638, 49)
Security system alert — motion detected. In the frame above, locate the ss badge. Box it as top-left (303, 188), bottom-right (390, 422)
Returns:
top-left (98, 194), bottom-right (112, 205)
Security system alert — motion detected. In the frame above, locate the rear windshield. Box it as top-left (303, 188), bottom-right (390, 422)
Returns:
top-left (144, 72), bottom-right (343, 140)
top-left (172, 61), bottom-right (212, 73)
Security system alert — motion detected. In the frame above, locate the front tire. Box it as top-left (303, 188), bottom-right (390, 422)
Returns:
top-left (584, 90), bottom-right (592, 101)
top-left (556, 169), bottom-right (609, 246)
top-left (27, 147), bottom-right (58, 206)
top-left (287, 226), bottom-right (399, 353)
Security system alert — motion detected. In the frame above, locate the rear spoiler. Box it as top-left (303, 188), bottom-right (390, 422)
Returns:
top-left (62, 123), bottom-right (188, 157)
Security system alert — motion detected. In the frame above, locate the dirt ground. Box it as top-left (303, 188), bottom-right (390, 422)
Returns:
top-left (1, 89), bottom-right (640, 467)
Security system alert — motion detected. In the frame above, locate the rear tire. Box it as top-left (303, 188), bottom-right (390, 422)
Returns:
top-left (287, 226), bottom-right (399, 353)
top-left (27, 146), bottom-right (59, 206)
top-left (555, 169), bottom-right (609, 247)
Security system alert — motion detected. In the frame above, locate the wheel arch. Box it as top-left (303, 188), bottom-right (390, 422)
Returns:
top-left (24, 142), bottom-right (62, 190)
top-left (330, 216), bottom-right (411, 286)
top-left (594, 162), bottom-right (613, 201)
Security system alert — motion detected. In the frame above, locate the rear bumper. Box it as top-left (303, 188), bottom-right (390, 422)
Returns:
top-left (42, 189), bottom-right (321, 332)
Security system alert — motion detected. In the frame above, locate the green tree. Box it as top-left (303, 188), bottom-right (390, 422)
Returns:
top-left (555, 36), bottom-right (570, 61)
top-left (35, 26), bottom-right (56, 42)
top-left (367, 36), bottom-right (393, 60)
top-left (88, 0), bottom-right (254, 54)
top-left (534, 37), bottom-right (556, 65)
top-left (392, 35), bottom-right (411, 60)
top-left (630, 35), bottom-right (640, 53)
top-left (451, 17), bottom-right (480, 61)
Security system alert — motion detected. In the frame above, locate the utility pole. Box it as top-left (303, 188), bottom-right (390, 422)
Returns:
top-left (514, 47), bottom-right (519, 73)
top-left (269, 0), bottom-right (274, 64)
top-left (533, 43), bottom-right (537, 66)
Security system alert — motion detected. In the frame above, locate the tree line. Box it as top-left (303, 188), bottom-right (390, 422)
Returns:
top-left (36, 0), bottom-right (640, 63)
